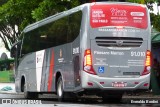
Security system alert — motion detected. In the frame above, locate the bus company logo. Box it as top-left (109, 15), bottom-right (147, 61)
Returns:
top-left (116, 40), bottom-right (123, 47)
top-left (110, 8), bottom-right (127, 16)
top-left (37, 57), bottom-right (42, 63)
top-left (60, 49), bottom-right (62, 58)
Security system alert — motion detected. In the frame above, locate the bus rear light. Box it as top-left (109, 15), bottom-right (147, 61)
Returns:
top-left (145, 50), bottom-right (151, 66)
top-left (141, 50), bottom-right (151, 76)
top-left (85, 55), bottom-right (92, 65)
top-left (144, 83), bottom-right (149, 87)
top-left (134, 82), bottom-right (139, 84)
top-left (100, 82), bottom-right (104, 84)
top-left (83, 49), bottom-right (96, 75)
top-left (88, 82), bottom-right (93, 86)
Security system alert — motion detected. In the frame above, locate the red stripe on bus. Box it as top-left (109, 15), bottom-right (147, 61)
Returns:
top-left (48, 50), bottom-right (54, 91)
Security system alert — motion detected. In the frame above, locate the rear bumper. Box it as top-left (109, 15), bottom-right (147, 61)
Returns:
top-left (81, 71), bottom-right (150, 90)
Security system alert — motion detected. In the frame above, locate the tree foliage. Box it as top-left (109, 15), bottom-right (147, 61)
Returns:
top-left (151, 13), bottom-right (160, 31)
top-left (0, 0), bottom-right (43, 51)
top-left (0, 0), bottom-right (8, 6)
top-left (32, 0), bottom-right (80, 21)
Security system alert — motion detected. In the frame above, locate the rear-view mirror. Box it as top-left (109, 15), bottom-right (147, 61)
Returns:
top-left (10, 41), bottom-right (21, 58)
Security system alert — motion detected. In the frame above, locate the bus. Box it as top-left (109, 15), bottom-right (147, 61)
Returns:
top-left (11, 2), bottom-right (151, 101)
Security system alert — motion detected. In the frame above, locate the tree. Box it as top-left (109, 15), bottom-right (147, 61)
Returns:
top-left (0, 0), bottom-right (8, 5)
top-left (0, 0), bottom-right (43, 51)
top-left (0, 0), bottom-right (80, 51)
top-left (32, 0), bottom-right (80, 21)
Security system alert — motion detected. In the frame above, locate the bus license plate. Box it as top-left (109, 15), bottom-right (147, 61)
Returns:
top-left (112, 82), bottom-right (127, 87)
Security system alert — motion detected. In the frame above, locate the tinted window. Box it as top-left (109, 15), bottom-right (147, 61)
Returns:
top-left (21, 11), bottom-right (82, 54)
top-left (67, 11), bottom-right (82, 42)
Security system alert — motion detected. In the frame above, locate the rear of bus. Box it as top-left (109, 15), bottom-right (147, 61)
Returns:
top-left (81, 3), bottom-right (151, 92)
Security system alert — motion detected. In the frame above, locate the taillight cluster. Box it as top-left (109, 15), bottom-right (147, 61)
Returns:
top-left (83, 49), bottom-right (96, 75)
top-left (141, 50), bottom-right (151, 76)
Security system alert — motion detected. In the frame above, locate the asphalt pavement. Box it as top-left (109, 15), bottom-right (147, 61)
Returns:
top-left (0, 83), bottom-right (160, 106)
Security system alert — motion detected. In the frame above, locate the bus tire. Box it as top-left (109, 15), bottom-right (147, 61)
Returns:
top-left (57, 76), bottom-right (65, 101)
top-left (57, 76), bottom-right (78, 102)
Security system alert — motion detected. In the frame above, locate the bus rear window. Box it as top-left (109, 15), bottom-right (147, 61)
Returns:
top-left (90, 4), bottom-right (148, 29)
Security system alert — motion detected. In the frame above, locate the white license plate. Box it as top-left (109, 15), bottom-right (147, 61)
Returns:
top-left (112, 82), bottom-right (127, 87)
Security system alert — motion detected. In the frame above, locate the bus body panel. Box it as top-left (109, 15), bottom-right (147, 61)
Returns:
top-left (16, 53), bottom-right (38, 92)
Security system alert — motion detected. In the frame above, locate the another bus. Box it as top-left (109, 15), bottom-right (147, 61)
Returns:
top-left (11, 2), bottom-right (151, 101)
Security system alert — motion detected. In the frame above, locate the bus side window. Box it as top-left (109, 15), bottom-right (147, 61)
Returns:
top-left (67, 11), bottom-right (82, 42)
top-left (21, 11), bottom-right (82, 53)
top-left (21, 30), bottom-right (39, 54)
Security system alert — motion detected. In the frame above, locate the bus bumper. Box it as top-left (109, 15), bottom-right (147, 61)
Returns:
top-left (81, 71), bottom-right (150, 90)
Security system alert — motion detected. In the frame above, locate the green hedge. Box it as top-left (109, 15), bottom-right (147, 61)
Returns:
top-left (0, 70), bottom-right (14, 83)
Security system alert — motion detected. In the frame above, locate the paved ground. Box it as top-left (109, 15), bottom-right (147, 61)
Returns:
top-left (0, 93), bottom-right (160, 107)
top-left (0, 83), bottom-right (160, 107)
top-left (0, 83), bottom-right (160, 98)
top-left (0, 83), bottom-right (15, 93)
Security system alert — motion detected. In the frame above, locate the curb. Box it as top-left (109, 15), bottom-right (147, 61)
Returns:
top-left (0, 91), bottom-right (19, 95)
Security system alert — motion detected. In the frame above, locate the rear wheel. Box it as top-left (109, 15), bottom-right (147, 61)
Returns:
top-left (57, 76), bottom-right (65, 101)
top-left (57, 76), bottom-right (78, 102)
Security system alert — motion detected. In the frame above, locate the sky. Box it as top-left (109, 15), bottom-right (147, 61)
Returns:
top-left (0, 39), bottom-right (7, 52)
top-left (152, 2), bottom-right (160, 15)
top-left (0, 38), bottom-right (10, 58)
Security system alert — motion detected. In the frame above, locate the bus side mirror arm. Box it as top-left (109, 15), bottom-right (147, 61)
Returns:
top-left (10, 41), bottom-right (21, 58)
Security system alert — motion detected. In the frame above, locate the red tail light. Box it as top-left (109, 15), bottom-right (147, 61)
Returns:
top-left (141, 50), bottom-right (151, 76)
top-left (83, 49), bottom-right (96, 75)
top-left (145, 50), bottom-right (151, 66)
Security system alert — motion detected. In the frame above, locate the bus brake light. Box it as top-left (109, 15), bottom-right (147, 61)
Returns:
top-left (145, 50), bottom-right (151, 66)
top-left (83, 49), bottom-right (96, 75)
top-left (141, 50), bottom-right (151, 76)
